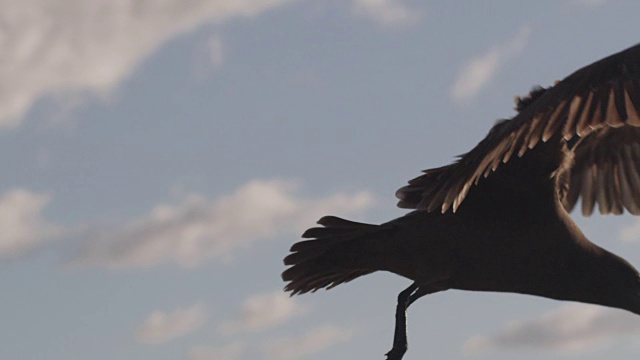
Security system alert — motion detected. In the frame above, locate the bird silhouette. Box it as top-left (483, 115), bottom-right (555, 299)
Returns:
top-left (282, 43), bottom-right (640, 359)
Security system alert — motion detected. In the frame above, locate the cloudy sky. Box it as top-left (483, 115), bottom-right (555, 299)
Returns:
top-left (2, 1), bottom-right (640, 359)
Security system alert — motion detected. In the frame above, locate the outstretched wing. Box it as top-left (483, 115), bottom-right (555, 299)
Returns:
top-left (562, 126), bottom-right (640, 216)
top-left (396, 43), bottom-right (640, 213)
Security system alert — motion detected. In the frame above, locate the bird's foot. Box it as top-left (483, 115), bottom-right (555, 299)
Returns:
top-left (385, 345), bottom-right (407, 360)
top-left (384, 283), bottom-right (418, 360)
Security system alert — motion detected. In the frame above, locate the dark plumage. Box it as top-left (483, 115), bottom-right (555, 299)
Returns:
top-left (282, 43), bottom-right (640, 359)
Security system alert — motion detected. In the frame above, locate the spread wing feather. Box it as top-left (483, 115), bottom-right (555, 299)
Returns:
top-left (396, 43), bottom-right (640, 214)
top-left (563, 127), bottom-right (640, 216)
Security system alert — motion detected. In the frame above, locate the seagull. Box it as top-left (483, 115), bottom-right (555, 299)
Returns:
top-left (282, 43), bottom-right (640, 359)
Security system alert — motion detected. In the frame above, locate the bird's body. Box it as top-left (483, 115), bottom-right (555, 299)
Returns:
top-left (365, 140), bottom-right (637, 309)
top-left (282, 43), bottom-right (640, 359)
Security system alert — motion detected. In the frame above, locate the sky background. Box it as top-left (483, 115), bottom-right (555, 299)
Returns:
top-left (3, 1), bottom-right (640, 359)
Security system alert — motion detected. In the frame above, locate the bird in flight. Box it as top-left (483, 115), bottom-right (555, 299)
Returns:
top-left (282, 43), bottom-right (640, 359)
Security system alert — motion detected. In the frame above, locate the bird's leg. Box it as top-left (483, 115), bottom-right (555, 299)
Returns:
top-left (385, 282), bottom-right (420, 360)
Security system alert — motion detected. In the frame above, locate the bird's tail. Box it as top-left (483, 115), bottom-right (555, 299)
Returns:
top-left (282, 216), bottom-right (398, 295)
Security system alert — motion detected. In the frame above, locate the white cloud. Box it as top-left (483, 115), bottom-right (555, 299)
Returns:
top-left (189, 342), bottom-right (244, 360)
top-left (0, 0), bottom-right (296, 128)
top-left (69, 179), bottom-right (374, 268)
top-left (219, 290), bottom-right (306, 334)
top-left (352, 0), bottom-right (421, 26)
top-left (620, 220), bottom-right (640, 242)
top-left (0, 189), bottom-right (61, 258)
top-left (264, 324), bottom-right (355, 359)
top-left (136, 303), bottom-right (207, 344)
top-left (451, 26), bottom-right (531, 102)
top-left (463, 303), bottom-right (640, 355)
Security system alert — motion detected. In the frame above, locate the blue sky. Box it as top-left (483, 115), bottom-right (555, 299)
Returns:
top-left (2, 1), bottom-right (640, 359)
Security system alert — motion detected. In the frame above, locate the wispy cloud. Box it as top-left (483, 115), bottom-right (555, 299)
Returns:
top-left (463, 303), bottom-right (640, 355)
top-left (570, 0), bottom-right (609, 8)
top-left (188, 342), bottom-right (245, 360)
top-left (351, 0), bottom-right (422, 27)
top-left (0, 189), bottom-right (61, 259)
top-left (620, 220), bottom-right (640, 242)
top-left (219, 290), bottom-right (307, 334)
top-left (451, 26), bottom-right (532, 102)
top-left (193, 33), bottom-right (225, 80)
top-left (0, 0), bottom-right (296, 128)
top-left (264, 324), bottom-right (355, 359)
top-left (136, 303), bottom-right (207, 344)
top-left (207, 35), bottom-right (225, 70)
top-left (69, 179), bottom-right (374, 268)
